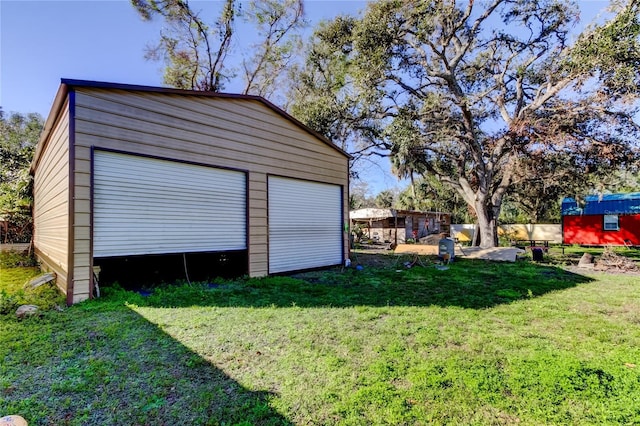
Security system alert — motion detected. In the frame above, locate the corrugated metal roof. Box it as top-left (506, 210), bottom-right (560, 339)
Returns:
top-left (350, 208), bottom-right (451, 220)
top-left (561, 192), bottom-right (640, 216)
top-left (350, 208), bottom-right (396, 220)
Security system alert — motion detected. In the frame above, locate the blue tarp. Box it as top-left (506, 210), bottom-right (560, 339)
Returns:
top-left (561, 192), bottom-right (640, 216)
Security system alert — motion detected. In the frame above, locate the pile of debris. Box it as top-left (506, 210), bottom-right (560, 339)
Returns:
top-left (595, 247), bottom-right (639, 272)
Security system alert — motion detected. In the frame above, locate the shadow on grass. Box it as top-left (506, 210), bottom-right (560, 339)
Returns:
top-left (0, 306), bottom-right (292, 425)
top-left (108, 254), bottom-right (595, 310)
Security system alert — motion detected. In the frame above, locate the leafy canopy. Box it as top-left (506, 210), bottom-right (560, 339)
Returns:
top-left (291, 0), bottom-right (640, 246)
top-left (0, 108), bottom-right (43, 242)
top-left (132, 0), bottom-right (306, 100)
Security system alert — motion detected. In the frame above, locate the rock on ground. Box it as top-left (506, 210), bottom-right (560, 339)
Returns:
top-left (15, 305), bottom-right (39, 319)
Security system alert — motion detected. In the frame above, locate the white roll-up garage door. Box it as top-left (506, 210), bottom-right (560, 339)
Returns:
top-left (268, 176), bottom-right (343, 273)
top-left (93, 151), bottom-right (246, 257)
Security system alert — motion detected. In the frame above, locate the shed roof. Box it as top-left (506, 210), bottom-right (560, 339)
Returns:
top-left (350, 208), bottom-right (451, 220)
top-left (561, 192), bottom-right (640, 216)
top-left (31, 78), bottom-right (350, 173)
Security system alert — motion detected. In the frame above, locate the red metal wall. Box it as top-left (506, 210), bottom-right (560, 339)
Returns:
top-left (562, 214), bottom-right (640, 245)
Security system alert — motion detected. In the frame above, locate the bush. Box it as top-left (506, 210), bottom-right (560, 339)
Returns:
top-left (498, 229), bottom-right (519, 247)
top-left (0, 289), bottom-right (19, 314)
top-left (0, 281), bottom-right (65, 315)
top-left (0, 249), bottom-right (37, 268)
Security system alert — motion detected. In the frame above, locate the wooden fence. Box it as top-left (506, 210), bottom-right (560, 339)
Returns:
top-left (0, 243), bottom-right (31, 253)
top-left (451, 224), bottom-right (562, 244)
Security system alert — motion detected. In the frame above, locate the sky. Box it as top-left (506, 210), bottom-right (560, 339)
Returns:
top-left (0, 0), bottom-right (614, 195)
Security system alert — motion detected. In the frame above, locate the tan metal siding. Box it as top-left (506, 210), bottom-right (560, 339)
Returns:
top-left (33, 102), bottom-right (70, 295)
top-left (74, 91), bottom-right (348, 183)
top-left (72, 141), bottom-right (92, 302)
top-left (73, 121), bottom-right (346, 184)
top-left (35, 249), bottom-right (68, 294)
top-left (249, 173), bottom-right (268, 276)
top-left (83, 90), bottom-right (343, 160)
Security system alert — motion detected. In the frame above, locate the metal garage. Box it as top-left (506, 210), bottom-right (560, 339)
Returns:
top-left (31, 79), bottom-right (350, 304)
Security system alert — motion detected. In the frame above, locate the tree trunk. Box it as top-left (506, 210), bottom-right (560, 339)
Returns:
top-left (474, 200), bottom-right (499, 248)
top-left (409, 173), bottom-right (416, 200)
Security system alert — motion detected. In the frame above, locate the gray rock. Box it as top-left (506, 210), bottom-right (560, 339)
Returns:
top-left (16, 304), bottom-right (39, 319)
top-left (578, 252), bottom-right (595, 268)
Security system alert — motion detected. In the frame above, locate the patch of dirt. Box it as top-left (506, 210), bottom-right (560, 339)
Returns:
top-left (352, 249), bottom-right (640, 276)
top-left (347, 252), bottom-right (387, 268)
top-left (595, 247), bottom-right (639, 273)
top-left (562, 248), bottom-right (640, 275)
top-left (350, 251), bottom-right (438, 268)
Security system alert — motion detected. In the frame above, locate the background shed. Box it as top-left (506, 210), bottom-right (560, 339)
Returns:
top-left (31, 79), bottom-right (350, 304)
top-left (561, 193), bottom-right (640, 246)
top-left (350, 208), bottom-right (451, 246)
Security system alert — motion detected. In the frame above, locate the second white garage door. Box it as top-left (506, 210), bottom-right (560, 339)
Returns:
top-left (268, 176), bottom-right (343, 273)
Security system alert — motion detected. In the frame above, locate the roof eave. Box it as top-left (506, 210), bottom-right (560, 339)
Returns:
top-left (30, 82), bottom-right (70, 174)
top-left (57, 79), bottom-right (351, 160)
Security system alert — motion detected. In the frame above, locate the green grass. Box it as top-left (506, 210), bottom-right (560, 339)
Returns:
top-left (0, 251), bottom-right (65, 314)
top-left (1, 252), bottom-right (640, 425)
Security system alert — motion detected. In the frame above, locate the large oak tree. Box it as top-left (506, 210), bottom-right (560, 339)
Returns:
top-left (291, 0), bottom-right (640, 247)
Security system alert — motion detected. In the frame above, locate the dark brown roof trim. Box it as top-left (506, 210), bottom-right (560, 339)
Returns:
top-left (31, 78), bottom-right (351, 174)
top-left (30, 82), bottom-right (71, 174)
top-left (61, 78), bottom-right (351, 159)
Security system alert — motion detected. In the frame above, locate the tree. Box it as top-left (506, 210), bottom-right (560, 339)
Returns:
top-left (290, 0), bottom-right (640, 248)
top-left (349, 180), bottom-right (375, 209)
top-left (396, 175), bottom-right (476, 224)
top-left (387, 114), bottom-right (427, 199)
top-left (374, 189), bottom-right (395, 208)
top-left (604, 168), bottom-right (640, 193)
top-left (287, 15), bottom-right (385, 180)
top-left (132, 0), bottom-right (237, 91)
top-left (0, 109), bottom-right (43, 243)
top-left (500, 153), bottom-right (567, 224)
top-left (132, 0), bottom-right (306, 98)
top-left (504, 151), bottom-right (605, 224)
top-left (241, 0), bottom-right (306, 101)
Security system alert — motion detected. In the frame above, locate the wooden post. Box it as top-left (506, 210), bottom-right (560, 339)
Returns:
top-left (394, 215), bottom-right (398, 246)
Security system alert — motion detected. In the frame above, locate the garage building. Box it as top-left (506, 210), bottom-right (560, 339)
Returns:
top-left (30, 79), bottom-right (350, 304)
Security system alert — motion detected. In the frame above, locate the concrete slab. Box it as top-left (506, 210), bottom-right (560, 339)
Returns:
top-left (457, 246), bottom-right (525, 262)
top-left (393, 244), bottom-right (525, 262)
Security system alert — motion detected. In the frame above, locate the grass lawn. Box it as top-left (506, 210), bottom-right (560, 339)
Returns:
top-left (0, 253), bottom-right (65, 313)
top-left (1, 250), bottom-right (640, 425)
